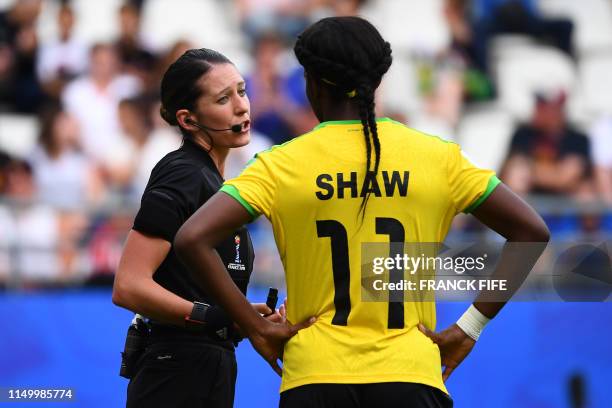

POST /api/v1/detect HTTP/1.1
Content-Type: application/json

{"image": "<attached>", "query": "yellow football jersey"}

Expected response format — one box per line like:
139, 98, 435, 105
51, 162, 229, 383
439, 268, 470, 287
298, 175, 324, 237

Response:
221, 118, 500, 394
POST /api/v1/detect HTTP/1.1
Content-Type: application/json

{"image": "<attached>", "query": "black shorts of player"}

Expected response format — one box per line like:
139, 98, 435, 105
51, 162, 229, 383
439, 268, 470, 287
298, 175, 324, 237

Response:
126, 341, 237, 408
280, 382, 453, 408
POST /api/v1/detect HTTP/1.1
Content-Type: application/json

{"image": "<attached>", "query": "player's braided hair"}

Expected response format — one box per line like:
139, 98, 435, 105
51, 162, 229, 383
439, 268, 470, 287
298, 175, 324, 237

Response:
294, 17, 392, 219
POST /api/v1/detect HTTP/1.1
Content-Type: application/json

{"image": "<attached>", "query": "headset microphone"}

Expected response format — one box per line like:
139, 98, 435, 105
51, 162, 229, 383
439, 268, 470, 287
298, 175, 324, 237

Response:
186, 119, 243, 133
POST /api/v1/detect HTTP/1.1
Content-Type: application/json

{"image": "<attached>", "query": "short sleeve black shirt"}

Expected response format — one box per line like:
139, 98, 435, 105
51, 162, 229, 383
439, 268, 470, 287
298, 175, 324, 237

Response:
133, 138, 253, 305
509, 125, 591, 164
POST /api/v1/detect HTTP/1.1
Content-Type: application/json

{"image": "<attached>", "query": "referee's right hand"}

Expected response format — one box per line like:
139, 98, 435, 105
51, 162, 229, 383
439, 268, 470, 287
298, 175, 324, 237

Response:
249, 315, 316, 376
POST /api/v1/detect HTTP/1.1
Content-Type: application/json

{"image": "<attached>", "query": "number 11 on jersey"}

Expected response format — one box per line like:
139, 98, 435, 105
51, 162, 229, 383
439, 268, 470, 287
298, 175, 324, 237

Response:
316, 218, 406, 329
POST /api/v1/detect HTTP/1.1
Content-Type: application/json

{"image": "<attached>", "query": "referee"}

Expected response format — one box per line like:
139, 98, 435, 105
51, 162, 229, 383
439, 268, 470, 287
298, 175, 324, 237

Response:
112, 48, 278, 408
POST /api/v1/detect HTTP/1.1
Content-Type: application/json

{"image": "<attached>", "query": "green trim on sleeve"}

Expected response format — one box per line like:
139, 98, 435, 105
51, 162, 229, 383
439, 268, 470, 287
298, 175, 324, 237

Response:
219, 184, 259, 219
463, 176, 502, 214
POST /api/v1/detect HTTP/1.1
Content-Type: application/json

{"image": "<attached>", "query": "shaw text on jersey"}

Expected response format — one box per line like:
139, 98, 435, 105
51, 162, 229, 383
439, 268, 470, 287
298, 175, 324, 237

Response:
315, 171, 409, 200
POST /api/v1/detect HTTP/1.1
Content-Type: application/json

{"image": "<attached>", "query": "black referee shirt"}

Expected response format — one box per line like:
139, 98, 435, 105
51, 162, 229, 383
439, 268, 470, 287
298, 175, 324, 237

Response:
133, 138, 254, 314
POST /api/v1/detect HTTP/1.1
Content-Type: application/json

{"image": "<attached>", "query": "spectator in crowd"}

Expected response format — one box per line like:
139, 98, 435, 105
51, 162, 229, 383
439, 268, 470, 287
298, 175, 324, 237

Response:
87, 209, 133, 286
590, 116, 612, 205
444, 0, 493, 101
62, 43, 141, 162
246, 32, 317, 144
29, 105, 104, 210
501, 90, 592, 197
282, 64, 319, 135
0, 149, 10, 192
246, 32, 294, 143
115, 1, 158, 93
105, 96, 180, 205
326, 0, 367, 16
2, 159, 62, 285
0, 0, 44, 113
445, 0, 574, 100
236, 0, 313, 40
152, 39, 194, 95
36, 2, 88, 101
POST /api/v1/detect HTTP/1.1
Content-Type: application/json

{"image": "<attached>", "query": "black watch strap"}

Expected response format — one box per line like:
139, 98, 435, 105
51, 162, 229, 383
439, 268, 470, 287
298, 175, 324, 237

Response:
184, 301, 210, 331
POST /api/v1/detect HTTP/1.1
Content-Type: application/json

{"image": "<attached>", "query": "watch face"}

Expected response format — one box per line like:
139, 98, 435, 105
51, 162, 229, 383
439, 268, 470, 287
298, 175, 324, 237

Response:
191, 302, 210, 323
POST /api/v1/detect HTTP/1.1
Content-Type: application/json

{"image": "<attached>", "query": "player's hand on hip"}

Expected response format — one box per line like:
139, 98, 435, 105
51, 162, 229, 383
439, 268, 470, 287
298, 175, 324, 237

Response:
250, 315, 316, 376
418, 323, 476, 382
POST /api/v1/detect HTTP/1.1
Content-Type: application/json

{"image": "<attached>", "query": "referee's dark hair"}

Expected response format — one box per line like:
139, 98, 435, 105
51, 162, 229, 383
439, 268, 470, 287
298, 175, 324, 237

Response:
294, 17, 392, 219
159, 48, 233, 138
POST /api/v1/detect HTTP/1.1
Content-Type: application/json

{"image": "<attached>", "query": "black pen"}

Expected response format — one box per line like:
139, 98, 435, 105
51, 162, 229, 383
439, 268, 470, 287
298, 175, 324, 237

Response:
264, 287, 279, 317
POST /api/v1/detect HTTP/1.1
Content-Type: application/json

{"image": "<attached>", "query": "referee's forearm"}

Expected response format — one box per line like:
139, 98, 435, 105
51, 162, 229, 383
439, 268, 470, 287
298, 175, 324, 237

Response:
113, 276, 193, 326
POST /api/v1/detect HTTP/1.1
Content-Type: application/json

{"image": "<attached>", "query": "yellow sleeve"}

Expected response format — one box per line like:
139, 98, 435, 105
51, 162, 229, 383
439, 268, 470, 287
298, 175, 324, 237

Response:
220, 153, 276, 220
447, 143, 501, 214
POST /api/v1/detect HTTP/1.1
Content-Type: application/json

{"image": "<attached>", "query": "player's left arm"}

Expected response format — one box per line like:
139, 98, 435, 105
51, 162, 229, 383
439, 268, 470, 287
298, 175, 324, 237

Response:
420, 182, 550, 381
174, 192, 314, 375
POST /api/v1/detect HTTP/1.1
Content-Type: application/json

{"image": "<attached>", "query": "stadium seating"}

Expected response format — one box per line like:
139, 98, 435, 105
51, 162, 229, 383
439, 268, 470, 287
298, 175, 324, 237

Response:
456, 103, 516, 172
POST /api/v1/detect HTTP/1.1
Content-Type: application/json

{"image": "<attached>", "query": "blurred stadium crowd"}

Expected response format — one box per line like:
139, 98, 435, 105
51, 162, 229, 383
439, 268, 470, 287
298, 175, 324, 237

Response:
1, 0, 612, 289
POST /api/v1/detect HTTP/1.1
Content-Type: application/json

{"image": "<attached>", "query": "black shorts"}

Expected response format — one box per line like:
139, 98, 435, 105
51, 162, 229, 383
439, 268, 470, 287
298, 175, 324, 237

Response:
126, 341, 237, 408
280, 382, 453, 408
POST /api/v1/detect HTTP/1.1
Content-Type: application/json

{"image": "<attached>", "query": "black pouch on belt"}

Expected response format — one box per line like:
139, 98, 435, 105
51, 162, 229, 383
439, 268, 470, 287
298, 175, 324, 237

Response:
119, 315, 149, 379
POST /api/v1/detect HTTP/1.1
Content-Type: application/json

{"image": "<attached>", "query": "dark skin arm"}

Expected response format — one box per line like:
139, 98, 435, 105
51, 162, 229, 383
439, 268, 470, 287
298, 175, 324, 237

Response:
419, 183, 550, 381
174, 194, 315, 375
112, 230, 282, 329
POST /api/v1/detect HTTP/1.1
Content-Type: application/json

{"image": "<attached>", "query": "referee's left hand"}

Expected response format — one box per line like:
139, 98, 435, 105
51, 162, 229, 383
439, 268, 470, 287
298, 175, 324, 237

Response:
250, 315, 316, 376
418, 323, 475, 382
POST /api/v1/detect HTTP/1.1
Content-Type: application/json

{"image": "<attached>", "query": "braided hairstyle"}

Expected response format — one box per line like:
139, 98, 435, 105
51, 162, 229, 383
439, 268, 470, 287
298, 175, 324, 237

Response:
294, 17, 392, 218
159, 48, 232, 138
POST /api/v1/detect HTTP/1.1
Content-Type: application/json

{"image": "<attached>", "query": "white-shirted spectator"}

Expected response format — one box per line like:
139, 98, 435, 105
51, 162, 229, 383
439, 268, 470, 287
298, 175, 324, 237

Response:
62, 43, 141, 163
36, 3, 88, 99
2, 159, 60, 284
29, 106, 104, 210
105, 96, 180, 206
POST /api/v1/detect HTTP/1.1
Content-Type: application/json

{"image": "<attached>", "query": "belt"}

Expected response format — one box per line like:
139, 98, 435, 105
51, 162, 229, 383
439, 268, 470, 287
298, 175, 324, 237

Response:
148, 322, 236, 350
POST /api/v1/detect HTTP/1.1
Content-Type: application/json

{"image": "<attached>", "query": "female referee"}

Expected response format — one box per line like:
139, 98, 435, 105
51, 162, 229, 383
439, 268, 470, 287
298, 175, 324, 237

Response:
112, 48, 287, 408
175, 17, 550, 408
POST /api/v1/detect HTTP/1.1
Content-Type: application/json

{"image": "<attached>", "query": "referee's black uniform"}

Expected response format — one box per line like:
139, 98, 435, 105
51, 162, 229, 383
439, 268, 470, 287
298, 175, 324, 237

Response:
126, 138, 254, 408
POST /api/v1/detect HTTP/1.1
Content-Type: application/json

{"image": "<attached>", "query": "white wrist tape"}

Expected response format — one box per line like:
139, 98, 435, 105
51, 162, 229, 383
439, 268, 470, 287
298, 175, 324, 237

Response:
456, 305, 490, 341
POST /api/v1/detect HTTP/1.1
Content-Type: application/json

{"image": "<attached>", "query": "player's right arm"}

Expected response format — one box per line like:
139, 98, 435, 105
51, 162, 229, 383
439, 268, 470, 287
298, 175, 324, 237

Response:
471, 182, 551, 316
420, 182, 550, 381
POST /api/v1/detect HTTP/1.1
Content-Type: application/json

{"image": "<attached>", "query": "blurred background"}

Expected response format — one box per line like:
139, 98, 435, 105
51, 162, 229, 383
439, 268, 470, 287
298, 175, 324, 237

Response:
0, 0, 611, 407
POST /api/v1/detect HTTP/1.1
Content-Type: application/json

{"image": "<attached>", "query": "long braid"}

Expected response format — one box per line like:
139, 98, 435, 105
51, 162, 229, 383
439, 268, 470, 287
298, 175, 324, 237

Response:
294, 17, 393, 220
357, 84, 376, 221
368, 97, 381, 175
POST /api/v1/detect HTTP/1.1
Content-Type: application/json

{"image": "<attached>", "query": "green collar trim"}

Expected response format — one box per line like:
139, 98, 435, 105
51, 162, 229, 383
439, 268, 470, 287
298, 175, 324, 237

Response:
314, 117, 393, 130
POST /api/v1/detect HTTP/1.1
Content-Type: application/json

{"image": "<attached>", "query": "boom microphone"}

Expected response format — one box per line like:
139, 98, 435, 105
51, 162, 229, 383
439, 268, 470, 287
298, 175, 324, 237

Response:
186, 119, 243, 133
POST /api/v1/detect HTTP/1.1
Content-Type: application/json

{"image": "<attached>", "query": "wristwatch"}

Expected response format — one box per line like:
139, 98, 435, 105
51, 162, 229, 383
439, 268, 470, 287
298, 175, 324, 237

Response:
184, 301, 210, 331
